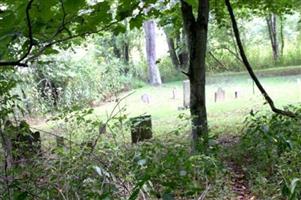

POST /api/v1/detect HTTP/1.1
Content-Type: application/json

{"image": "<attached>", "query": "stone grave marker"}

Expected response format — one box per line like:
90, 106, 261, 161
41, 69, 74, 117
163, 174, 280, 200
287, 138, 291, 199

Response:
130, 115, 152, 143
214, 87, 225, 102
183, 80, 190, 108
141, 93, 150, 104
172, 88, 176, 99
235, 91, 239, 99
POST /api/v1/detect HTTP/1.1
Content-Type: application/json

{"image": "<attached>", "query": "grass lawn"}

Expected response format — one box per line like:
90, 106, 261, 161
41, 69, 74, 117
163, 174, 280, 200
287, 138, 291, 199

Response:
92, 69, 301, 137
31, 66, 301, 142
25, 66, 301, 199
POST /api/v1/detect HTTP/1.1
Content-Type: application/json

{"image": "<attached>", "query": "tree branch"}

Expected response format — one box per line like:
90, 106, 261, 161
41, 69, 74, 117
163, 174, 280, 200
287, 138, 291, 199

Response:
208, 51, 227, 69
220, 45, 243, 63
25, 21, 118, 63
0, 0, 34, 67
225, 0, 296, 118
0, 0, 118, 67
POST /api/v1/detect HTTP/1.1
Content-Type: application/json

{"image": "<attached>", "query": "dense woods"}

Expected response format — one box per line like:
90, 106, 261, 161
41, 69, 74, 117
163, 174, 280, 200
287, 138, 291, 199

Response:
1, 0, 301, 199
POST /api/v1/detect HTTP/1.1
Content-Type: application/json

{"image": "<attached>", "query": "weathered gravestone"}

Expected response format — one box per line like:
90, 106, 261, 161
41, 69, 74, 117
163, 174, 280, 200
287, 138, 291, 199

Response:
130, 115, 152, 143
183, 80, 190, 108
172, 88, 177, 99
214, 87, 225, 102
141, 93, 151, 104
235, 91, 239, 99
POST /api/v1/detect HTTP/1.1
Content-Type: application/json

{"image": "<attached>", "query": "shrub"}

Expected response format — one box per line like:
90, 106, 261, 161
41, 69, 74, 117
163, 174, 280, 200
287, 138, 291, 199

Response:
238, 106, 301, 199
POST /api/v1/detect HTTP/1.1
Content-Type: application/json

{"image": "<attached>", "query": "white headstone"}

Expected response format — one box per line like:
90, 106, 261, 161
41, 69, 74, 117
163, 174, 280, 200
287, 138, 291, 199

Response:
172, 88, 177, 99
141, 94, 150, 104
214, 87, 225, 102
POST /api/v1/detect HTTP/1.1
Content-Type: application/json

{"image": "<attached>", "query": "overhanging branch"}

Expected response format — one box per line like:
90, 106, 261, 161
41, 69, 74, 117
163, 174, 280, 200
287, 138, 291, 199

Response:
0, 0, 34, 67
225, 0, 296, 118
25, 21, 117, 63
0, 0, 118, 68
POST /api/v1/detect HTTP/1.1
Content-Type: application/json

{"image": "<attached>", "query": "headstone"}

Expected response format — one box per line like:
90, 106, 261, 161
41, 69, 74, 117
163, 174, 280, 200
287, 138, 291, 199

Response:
130, 115, 152, 143
141, 93, 150, 104
214, 87, 225, 102
235, 91, 238, 99
172, 88, 176, 99
183, 80, 190, 108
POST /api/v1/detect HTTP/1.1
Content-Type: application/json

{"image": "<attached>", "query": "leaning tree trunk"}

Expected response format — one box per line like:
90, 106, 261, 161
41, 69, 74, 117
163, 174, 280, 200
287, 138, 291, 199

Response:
266, 14, 279, 62
225, 0, 295, 118
181, 0, 209, 152
143, 20, 162, 86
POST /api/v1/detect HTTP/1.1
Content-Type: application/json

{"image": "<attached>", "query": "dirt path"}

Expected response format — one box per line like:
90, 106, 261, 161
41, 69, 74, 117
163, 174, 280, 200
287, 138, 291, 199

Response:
218, 135, 256, 200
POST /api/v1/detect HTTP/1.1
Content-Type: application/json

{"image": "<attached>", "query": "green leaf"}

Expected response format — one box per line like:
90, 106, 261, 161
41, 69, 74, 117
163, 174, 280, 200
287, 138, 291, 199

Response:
63, 0, 86, 14
44, 48, 60, 55
184, 0, 198, 8
112, 23, 126, 35
116, 0, 138, 21
129, 15, 145, 30
128, 176, 150, 200
15, 192, 28, 200
290, 178, 300, 197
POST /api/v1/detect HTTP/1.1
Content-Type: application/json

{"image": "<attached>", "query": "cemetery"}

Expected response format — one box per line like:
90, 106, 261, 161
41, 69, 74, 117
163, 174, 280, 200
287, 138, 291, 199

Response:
89, 70, 301, 135
1, 0, 301, 199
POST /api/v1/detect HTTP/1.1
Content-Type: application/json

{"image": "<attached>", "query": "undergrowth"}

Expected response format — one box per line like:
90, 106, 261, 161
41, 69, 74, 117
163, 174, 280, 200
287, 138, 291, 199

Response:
232, 106, 301, 200
0, 106, 228, 199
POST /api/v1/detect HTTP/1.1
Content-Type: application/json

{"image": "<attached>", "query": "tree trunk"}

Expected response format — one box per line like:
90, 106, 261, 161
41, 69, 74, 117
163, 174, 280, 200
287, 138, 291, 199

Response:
123, 42, 130, 63
266, 14, 279, 62
181, 0, 209, 152
143, 20, 162, 86
112, 35, 122, 59
165, 34, 180, 70
179, 29, 189, 69
0, 129, 13, 169
280, 16, 285, 57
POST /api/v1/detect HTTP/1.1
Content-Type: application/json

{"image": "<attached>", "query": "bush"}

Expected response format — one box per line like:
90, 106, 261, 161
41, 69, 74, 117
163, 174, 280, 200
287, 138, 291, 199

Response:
0, 108, 222, 199
157, 56, 185, 82
17, 46, 146, 114
238, 106, 301, 199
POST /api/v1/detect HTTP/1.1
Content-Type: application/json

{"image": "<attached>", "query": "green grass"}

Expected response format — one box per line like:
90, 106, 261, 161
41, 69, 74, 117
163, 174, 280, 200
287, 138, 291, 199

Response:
32, 66, 301, 140
92, 71, 301, 137
25, 66, 301, 199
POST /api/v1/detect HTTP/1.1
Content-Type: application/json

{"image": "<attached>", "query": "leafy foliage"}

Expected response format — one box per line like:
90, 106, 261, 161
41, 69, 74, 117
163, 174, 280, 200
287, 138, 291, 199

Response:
236, 107, 301, 199
0, 108, 222, 199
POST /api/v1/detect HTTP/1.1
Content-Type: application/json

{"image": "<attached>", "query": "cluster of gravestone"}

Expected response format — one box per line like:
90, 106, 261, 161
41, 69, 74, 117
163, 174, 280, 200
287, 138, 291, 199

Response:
182, 80, 240, 108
